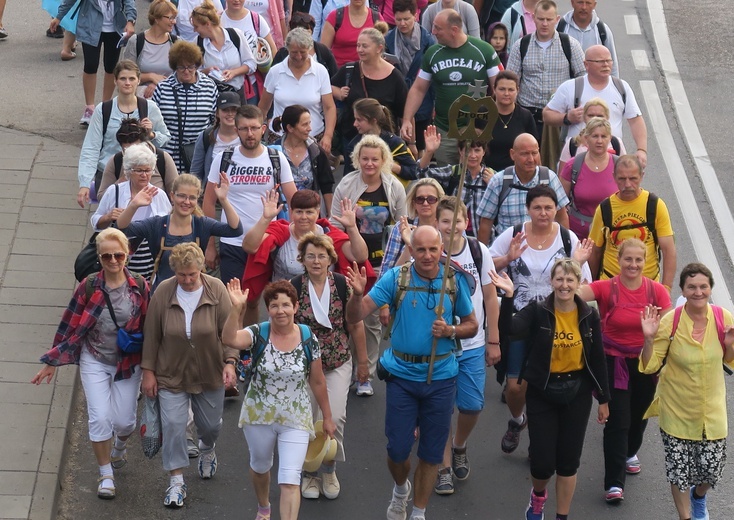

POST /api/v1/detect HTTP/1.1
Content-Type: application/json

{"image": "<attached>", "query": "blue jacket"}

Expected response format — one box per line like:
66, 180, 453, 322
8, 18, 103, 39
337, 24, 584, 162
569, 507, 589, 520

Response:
57, 0, 136, 47
385, 26, 435, 122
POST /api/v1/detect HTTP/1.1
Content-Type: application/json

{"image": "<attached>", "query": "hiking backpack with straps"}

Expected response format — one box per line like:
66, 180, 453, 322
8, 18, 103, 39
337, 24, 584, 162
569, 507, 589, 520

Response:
569, 135, 622, 158
598, 192, 660, 278
509, 8, 528, 40
85, 271, 145, 300
135, 31, 178, 58
669, 305, 733, 375
101, 96, 148, 138
289, 273, 350, 338
567, 152, 619, 225
241, 322, 317, 392
334, 5, 380, 32
572, 75, 626, 111
512, 222, 572, 258
519, 32, 574, 77
197, 27, 242, 60
112, 147, 168, 184
556, 17, 608, 46
491, 166, 551, 221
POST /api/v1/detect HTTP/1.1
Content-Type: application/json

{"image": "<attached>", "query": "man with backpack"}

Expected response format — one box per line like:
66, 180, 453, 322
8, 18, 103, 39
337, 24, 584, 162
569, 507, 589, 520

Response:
556, 0, 619, 77
543, 45, 649, 168
346, 226, 478, 520
475, 133, 569, 245
587, 155, 677, 289
499, 0, 537, 49
506, 0, 584, 143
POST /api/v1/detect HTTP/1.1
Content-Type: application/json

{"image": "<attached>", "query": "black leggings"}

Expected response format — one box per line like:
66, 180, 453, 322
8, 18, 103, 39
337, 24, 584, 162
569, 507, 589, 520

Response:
526, 377, 593, 480
82, 32, 122, 75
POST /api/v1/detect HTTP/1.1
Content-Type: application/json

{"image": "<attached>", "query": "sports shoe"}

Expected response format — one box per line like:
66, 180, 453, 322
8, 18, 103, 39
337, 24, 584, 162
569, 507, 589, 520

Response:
605, 487, 624, 504
198, 448, 217, 479
321, 470, 340, 499
690, 487, 710, 520
0, 27, 8, 39
524, 488, 547, 520
387, 480, 412, 520
501, 415, 527, 454
164, 482, 187, 508
187, 438, 200, 458
356, 381, 374, 396
46, 26, 64, 38
452, 446, 470, 480
301, 473, 320, 499
97, 475, 115, 499
110, 449, 127, 469
434, 467, 454, 495
625, 455, 641, 475
80, 106, 94, 126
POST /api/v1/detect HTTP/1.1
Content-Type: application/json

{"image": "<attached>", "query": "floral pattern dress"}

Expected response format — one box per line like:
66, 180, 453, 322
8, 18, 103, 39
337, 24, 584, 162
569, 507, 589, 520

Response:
293, 272, 351, 372
238, 326, 321, 437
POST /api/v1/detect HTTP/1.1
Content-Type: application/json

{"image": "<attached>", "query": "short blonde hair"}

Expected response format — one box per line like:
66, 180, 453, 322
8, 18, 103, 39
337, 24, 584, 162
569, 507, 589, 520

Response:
350, 134, 393, 176
583, 97, 610, 120
582, 117, 612, 139
406, 178, 445, 219
550, 258, 582, 282
297, 233, 338, 266
618, 238, 646, 259
96, 228, 129, 253
169, 242, 205, 271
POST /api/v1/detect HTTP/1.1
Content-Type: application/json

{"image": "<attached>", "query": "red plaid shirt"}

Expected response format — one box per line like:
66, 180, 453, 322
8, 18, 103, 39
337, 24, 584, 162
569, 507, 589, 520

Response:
41, 268, 150, 381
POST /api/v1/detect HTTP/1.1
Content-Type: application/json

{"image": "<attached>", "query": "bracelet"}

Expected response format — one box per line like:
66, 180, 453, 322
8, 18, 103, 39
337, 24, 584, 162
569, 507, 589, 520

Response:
637, 148, 647, 153
225, 359, 237, 366
487, 341, 500, 346
406, 141, 416, 145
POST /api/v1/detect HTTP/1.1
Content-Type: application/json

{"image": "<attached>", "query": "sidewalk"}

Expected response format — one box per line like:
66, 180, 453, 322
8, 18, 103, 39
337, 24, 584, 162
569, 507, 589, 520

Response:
0, 127, 87, 520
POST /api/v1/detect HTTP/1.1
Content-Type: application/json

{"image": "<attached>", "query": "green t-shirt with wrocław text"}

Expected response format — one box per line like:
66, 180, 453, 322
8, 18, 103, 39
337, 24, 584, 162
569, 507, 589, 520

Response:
419, 36, 501, 131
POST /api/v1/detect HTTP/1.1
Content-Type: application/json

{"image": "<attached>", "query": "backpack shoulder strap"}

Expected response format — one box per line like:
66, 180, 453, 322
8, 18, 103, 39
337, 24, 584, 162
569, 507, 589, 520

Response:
169, 33, 178, 44
569, 138, 578, 157
670, 306, 683, 342
137, 96, 148, 120
645, 192, 659, 247
251, 11, 260, 34
600, 197, 613, 229
519, 34, 531, 64
492, 167, 517, 220
290, 274, 303, 296
538, 166, 550, 184
370, 8, 379, 24
113, 152, 124, 180
560, 225, 572, 257
519, 11, 527, 36
558, 32, 573, 77
335, 7, 345, 32
611, 136, 622, 155
510, 8, 518, 33
219, 146, 235, 175
512, 222, 523, 237
155, 148, 166, 183
610, 76, 627, 108
557, 18, 567, 33
135, 31, 146, 58
85, 273, 97, 301
196, 35, 205, 56
252, 322, 270, 365
573, 75, 584, 108
101, 99, 114, 138
466, 237, 483, 276
596, 20, 607, 46
711, 305, 727, 352
571, 152, 585, 188
334, 272, 348, 311
297, 324, 315, 365
268, 147, 282, 185
225, 27, 242, 57
202, 126, 215, 157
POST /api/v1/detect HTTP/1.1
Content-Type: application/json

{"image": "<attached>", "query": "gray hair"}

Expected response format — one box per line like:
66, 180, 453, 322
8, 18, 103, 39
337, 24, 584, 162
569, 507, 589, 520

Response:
122, 142, 156, 176
285, 27, 314, 51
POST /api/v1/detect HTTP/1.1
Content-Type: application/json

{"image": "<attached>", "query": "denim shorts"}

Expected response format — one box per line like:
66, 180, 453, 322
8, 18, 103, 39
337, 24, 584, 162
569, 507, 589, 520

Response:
456, 347, 486, 414
505, 339, 529, 379
385, 376, 456, 464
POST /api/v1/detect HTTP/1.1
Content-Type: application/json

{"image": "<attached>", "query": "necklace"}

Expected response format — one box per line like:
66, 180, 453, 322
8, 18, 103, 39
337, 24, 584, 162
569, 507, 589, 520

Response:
531, 225, 554, 249
497, 109, 515, 129
587, 154, 607, 171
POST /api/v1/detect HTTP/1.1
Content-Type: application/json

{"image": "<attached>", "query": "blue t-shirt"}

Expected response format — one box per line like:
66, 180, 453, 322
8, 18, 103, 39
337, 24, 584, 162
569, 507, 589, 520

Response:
369, 263, 474, 382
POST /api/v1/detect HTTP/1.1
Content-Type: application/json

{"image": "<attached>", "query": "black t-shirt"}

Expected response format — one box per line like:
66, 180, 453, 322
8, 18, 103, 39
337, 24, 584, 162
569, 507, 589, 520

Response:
355, 184, 391, 268
485, 105, 538, 171
331, 65, 408, 144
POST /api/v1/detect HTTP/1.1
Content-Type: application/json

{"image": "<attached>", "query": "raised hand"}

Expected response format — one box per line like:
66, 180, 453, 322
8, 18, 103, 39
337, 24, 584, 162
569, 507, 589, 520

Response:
507, 231, 528, 262
640, 304, 661, 339
398, 215, 414, 244
573, 238, 594, 265
345, 261, 367, 296
489, 270, 514, 297
332, 198, 357, 229
423, 125, 441, 154
260, 189, 283, 221
226, 278, 249, 308
214, 171, 230, 201
131, 185, 158, 208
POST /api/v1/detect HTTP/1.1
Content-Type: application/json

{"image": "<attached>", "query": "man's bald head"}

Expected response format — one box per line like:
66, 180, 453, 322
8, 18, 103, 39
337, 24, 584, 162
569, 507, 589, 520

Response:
412, 225, 442, 246
584, 45, 613, 79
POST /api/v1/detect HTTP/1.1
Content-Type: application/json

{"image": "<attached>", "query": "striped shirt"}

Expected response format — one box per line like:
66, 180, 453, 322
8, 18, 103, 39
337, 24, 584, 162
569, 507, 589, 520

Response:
152, 72, 218, 171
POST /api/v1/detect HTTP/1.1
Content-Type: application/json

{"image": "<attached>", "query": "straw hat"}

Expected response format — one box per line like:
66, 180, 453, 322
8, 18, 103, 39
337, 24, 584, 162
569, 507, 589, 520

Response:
303, 420, 337, 472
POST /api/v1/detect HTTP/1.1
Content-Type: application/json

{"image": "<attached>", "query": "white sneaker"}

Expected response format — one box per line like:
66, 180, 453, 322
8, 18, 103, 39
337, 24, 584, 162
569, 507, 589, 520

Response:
164, 482, 187, 508
80, 106, 94, 126
301, 474, 320, 499
198, 448, 217, 479
321, 471, 340, 499
387, 480, 411, 520
356, 381, 374, 396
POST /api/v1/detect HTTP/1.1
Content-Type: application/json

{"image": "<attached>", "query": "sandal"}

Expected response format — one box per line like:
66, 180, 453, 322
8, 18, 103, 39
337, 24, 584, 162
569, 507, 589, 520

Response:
255, 510, 271, 520
110, 449, 127, 469
60, 51, 76, 61
97, 475, 116, 499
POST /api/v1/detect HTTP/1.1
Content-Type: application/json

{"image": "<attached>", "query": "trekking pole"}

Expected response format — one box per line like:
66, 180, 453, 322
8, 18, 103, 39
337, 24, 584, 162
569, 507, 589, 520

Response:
426, 84, 498, 384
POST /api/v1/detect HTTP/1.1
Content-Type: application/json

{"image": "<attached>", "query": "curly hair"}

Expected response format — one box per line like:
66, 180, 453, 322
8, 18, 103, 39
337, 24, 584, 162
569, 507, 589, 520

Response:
263, 280, 298, 306
169, 242, 205, 272
169, 40, 203, 70
350, 134, 393, 176
297, 233, 338, 266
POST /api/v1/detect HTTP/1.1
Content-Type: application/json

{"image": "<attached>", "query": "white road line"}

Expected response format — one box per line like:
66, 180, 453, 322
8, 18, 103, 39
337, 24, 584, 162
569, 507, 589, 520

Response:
647, 0, 734, 305
631, 50, 651, 71
625, 15, 641, 35
640, 81, 733, 309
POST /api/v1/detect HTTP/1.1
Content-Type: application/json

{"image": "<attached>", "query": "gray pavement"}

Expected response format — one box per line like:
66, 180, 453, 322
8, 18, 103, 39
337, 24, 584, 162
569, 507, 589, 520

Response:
0, 127, 88, 520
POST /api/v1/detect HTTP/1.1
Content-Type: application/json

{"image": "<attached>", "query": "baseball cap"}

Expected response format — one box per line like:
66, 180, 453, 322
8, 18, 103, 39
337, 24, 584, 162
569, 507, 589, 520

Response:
217, 92, 241, 110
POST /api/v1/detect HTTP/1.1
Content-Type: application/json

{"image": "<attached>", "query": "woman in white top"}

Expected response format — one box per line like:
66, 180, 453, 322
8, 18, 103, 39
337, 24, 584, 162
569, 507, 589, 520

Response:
191, 0, 257, 103
173, 0, 223, 42
122, 0, 178, 99
92, 144, 172, 279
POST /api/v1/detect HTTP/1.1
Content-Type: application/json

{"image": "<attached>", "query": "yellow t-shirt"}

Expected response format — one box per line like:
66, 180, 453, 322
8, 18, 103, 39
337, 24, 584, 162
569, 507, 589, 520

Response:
588, 190, 674, 281
550, 308, 584, 373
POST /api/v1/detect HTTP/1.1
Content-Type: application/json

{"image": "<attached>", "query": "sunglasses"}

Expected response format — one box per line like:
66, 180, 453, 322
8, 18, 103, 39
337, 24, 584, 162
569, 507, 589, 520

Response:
414, 196, 438, 205
99, 252, 127, 262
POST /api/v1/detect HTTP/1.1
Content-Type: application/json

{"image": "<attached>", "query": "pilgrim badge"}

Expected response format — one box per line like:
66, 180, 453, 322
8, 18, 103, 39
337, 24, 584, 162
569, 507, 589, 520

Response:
447, 80, 498, 142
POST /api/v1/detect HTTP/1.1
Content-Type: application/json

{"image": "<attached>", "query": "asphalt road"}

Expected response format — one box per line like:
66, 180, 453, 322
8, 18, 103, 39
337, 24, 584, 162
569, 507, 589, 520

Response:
2, 0, 733, 518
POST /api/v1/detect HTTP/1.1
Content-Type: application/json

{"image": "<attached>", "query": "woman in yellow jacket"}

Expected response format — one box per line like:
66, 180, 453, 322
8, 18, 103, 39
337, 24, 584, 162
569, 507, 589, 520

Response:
641, 262, 734, 520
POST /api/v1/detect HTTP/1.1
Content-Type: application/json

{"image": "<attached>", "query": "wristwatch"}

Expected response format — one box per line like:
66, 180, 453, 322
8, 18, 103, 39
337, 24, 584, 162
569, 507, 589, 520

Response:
449, 326, 457, 340
225, 359, 237, 366
563, 113, 572, 126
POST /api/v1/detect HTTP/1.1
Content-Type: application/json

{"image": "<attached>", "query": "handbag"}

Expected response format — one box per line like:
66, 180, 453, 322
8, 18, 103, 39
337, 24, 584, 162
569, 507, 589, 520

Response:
543, 372, 582, 406
102, 286, 144, 354
74, 185, 119, 282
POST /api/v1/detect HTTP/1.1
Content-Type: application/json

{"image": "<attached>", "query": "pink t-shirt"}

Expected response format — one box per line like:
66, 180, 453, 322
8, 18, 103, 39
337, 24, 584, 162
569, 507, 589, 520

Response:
326, 8, 383, 68
560, 154, 617, 239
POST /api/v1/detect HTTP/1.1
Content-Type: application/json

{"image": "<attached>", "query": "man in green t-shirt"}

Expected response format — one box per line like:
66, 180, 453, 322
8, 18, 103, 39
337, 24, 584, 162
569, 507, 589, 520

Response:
401, 9, 502, 165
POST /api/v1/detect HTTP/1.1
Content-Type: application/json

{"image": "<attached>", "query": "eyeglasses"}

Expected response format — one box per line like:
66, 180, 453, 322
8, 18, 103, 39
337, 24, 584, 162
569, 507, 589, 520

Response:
131, 168, 153, 175
176, 65, 197, 72
237, 126, 263, 134
414, 196, 439, 205
160, 15, 177, 21
586, 59, 614, 64
99, 252, 126, 262
174, 193, 199, 202
304, 254, 330, 262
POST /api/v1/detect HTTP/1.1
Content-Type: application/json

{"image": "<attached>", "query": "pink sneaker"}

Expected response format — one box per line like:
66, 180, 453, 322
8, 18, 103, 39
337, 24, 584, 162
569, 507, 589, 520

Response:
80, 106, 94, 126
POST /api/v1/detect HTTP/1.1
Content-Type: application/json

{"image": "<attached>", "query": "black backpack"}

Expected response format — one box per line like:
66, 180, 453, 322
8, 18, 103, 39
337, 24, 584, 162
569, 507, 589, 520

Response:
567, 152, 619, 225
569, 135, 622, 158
490, 166, 551, 221
112, 147, 168, 184
512, 222, 573, 258
519, 32, 575, 78
333, 5, 379, 32
101, 96, 148, 138
135, 31, 178, 58
289, 273, 350, 337
197, 28, 242, 60
556, 18, 608, 46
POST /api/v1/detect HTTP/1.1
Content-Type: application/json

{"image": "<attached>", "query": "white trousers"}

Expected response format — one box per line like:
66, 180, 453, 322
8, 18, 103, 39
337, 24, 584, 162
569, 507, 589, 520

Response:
243, 423, 310, 485
310, 357, 352, 462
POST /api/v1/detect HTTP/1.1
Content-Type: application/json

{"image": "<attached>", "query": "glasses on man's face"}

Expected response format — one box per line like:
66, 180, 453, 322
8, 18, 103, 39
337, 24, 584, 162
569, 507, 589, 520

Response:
174, 193, 199, 202
304, 254, 329, 262
587, 59, 613, 64
414, 196, 438, 205
237, 126, 263, 134
131, 168, 153, 175
99, 252, 126, 263
176, 65, 197, 72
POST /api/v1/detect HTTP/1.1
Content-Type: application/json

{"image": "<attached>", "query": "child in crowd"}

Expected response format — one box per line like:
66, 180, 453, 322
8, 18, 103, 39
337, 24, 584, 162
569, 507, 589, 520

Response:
486, 22, 509, 68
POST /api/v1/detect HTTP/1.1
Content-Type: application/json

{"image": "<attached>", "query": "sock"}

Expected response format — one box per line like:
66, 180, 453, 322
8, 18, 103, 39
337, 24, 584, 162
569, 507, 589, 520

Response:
170, 474, 184, 486
556, 515, 568, 520
111, 437, 127, 457
320, 463, 336, 474
452, 438, 467, 450
258, 504, 271, 514
511, 413, 525, 425
198, 440, 214, 452
692, 490, 706, 500
533, 488, 546, 497
410, 506, 426, 519
99, 463, 113, 478
394, 481, 410, 495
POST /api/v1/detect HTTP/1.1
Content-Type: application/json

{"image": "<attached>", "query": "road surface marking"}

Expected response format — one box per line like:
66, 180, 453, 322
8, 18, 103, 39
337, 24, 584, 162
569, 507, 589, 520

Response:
625, 15, 641, 35
631, 50, 651, 71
